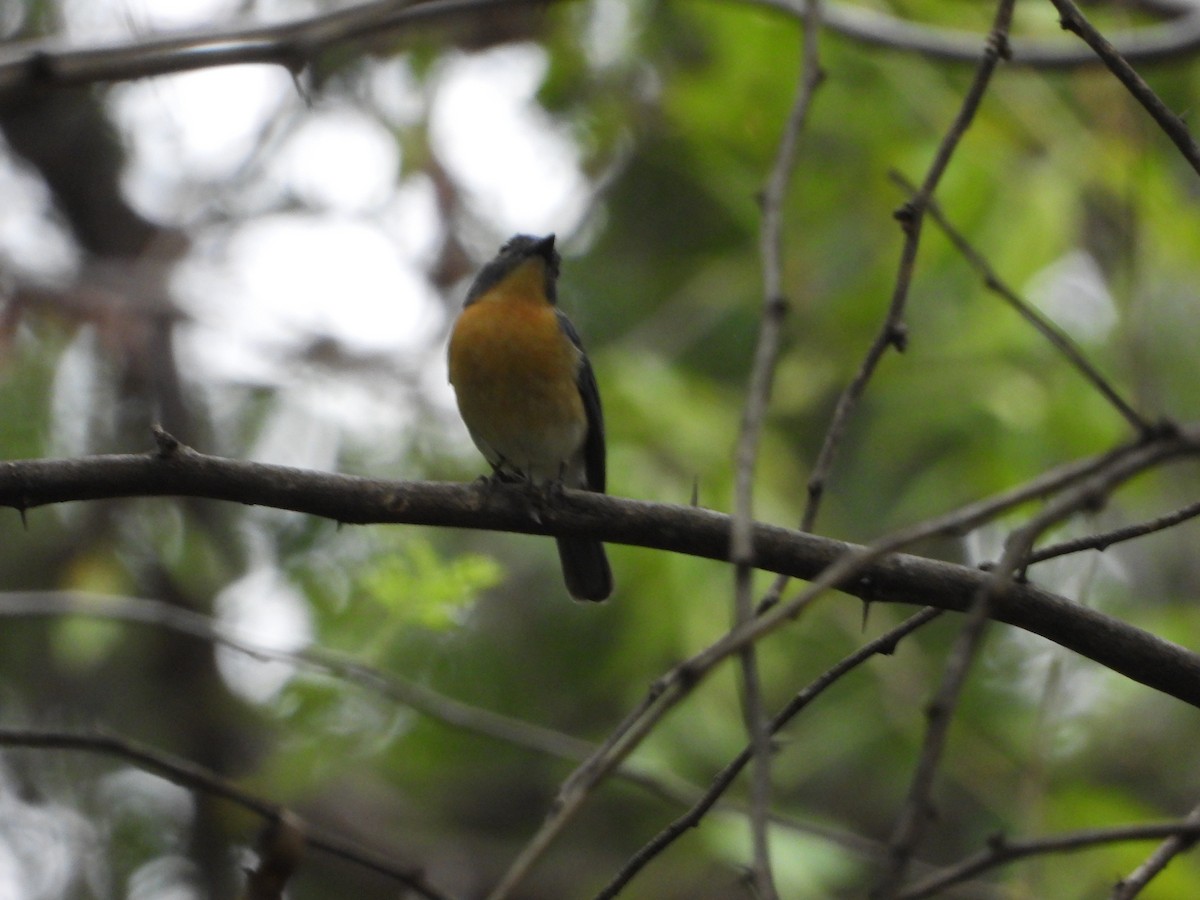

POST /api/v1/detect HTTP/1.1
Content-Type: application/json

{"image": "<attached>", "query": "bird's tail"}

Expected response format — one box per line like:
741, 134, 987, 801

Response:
556, 538, 613, 602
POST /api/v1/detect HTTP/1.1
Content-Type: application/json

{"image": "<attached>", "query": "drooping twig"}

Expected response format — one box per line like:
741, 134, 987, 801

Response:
889, 170, 1153, 436
0, 590, 900, 867
0, 589, 600, 759
0, 728, 455, 899
594, 607, 942, 900
0, 0, 545, 94
1047, 0, 1200, 178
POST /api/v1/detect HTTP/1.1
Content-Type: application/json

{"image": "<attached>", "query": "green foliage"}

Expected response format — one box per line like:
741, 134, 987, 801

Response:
6, 0, 1200, 897
356, 538, 500, 633
294, 532, 500, 658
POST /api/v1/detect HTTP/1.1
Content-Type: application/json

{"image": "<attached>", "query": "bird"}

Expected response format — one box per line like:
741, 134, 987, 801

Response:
447, 233, 613, 602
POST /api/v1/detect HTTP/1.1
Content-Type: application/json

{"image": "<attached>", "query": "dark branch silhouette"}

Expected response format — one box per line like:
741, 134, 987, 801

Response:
1048, 0, 1200, 177
594, 608, 943, 900
3, 434, 1200, 705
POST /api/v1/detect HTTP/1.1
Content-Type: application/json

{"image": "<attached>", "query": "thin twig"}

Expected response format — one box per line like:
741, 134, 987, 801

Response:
1047, 0, 1200, 178
0, 728, 455, 899
593, 608, 942, 899
1029, 498, 1200, 564
1111, 802, 1200, 898
727, 4, 826, 894
873, 604, 997, 895
800, 0, 1015, 534
745, 0, 1200, 70
486, 425, 1200, 900
0, 590, 599, 758
890, 170, 1154, 436
875, 418, 1185, 896
897, 819, 1200, 899
0, 591, 903, 868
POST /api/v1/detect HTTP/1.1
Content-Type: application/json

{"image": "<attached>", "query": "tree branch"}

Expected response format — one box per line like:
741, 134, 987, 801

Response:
898, 818, 1200, 899
7, 0, 1200, 97
801, 0, 1015, 536
0, 728, 454, 899
480, 418, 1200, 899
1029, 498, 1200, 565
0, 589, 905, 874
1110, 802, 1200, 898
878, 380, 1118, 895
728, 2, 825, 892
890, 170, 1153, 436
0, 0, 546, 96
594, 608, 943, 899
1048, 0, 1200, 178
750, 0, 1200, 69
3, 437, 1200, 704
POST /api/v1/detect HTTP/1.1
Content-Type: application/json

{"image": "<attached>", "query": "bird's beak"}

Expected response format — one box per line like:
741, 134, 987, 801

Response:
533, 233, 557, 259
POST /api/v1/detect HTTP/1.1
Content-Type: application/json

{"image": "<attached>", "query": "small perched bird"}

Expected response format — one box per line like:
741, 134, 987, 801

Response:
448, 234, 613, 602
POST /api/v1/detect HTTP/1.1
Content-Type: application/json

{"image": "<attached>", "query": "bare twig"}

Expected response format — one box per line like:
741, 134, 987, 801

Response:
873, 600, 998, 896
0, 590, 903, 869
875, 419, 1186, 896
800, 0, 1015, 534
594, 608, 942, 900
875, 513, 1056, 896
0, 0, 546, 94
890, 170, 1154, 436
1029, 498, 1200, 564
1111, 802, 1200, 898
727, 3, 825, 894
896, 819, 1200, 899
0, 590, 600, 759
1047, 0, 1200, 178
0, 728, 454, 899
747, 0, 1200, 69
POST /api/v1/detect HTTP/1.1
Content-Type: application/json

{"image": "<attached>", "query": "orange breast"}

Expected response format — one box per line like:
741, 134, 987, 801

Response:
448, 285, 586, 481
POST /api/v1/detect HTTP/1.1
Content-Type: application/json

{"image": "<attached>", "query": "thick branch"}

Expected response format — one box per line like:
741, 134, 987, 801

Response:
3, 441, 1200, 705
0, 0, 543, 96
6, 0, 1200, 96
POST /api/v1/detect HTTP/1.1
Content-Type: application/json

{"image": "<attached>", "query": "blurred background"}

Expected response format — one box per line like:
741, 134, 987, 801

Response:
3, 0, 1200, 897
